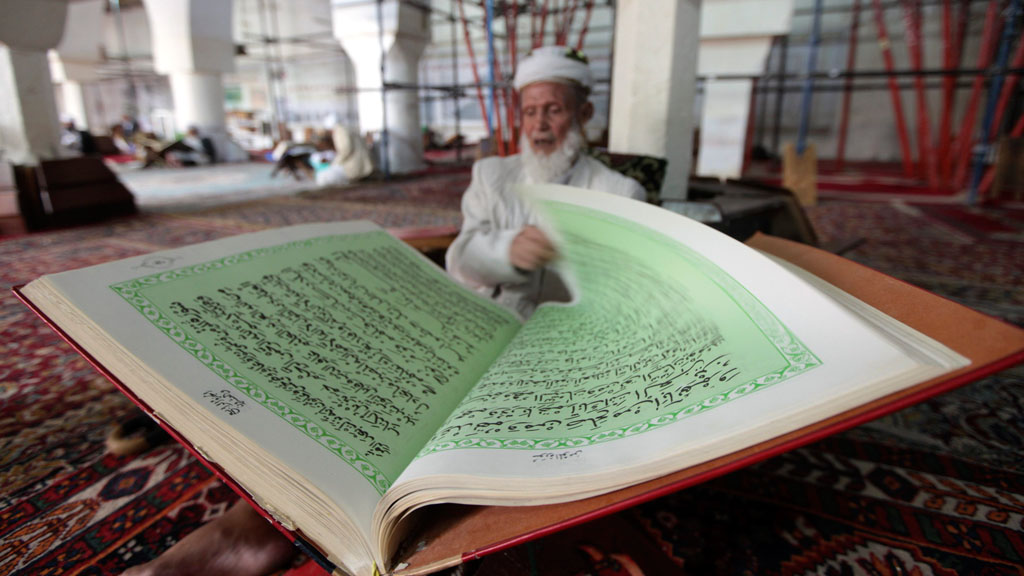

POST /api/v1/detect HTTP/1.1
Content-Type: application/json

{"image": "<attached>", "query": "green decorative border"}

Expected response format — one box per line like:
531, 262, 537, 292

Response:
418, 202, 822, 456
110, 235, 393, 495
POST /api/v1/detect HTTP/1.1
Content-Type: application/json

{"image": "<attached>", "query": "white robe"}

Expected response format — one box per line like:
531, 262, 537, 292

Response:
446, 153, 646, 318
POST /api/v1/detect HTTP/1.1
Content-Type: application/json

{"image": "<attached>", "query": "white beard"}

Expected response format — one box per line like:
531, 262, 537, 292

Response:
520, 126, 585, 184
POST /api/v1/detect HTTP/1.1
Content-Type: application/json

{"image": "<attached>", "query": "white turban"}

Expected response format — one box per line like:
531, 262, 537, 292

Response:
513, 45, 593, 91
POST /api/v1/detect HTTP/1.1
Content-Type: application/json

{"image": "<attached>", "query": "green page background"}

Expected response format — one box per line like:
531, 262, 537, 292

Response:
420, 202, 821, 455
110, 231, 520, 494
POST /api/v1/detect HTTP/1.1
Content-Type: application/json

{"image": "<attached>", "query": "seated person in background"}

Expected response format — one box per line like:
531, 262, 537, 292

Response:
270, 127, 297, 161
60, 116, 98, 156
121, 114, 140, 139
165, 126, 214, 167
309, 129, 337, 166
117, 46, 642, 576
445, 45, 645, 319
60, 116, 83, 152
184, 126, 217, 163
59, 114, 99, 155
110, 124, 135, 155
314, 124, 376, 187
270, 126, 323, 180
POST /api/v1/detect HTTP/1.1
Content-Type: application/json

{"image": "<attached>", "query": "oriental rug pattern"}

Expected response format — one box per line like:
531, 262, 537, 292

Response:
1, 182, 1021, 575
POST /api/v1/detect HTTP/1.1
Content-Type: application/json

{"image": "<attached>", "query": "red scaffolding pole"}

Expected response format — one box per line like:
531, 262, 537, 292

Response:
952, 0, 1001, 188
486, 0, 508, 156
556, 0, 580, 46
937, 0, 955, 175
532, 0, 540, 46
505, 3, 519, 154
988, 34, 1024, 134
872, 0, 915, 177
457, 0, 493, 145
836, 0, 861, 171
576, 1, 594, 51
902, 0, 939, 188
939, 0, 971, 175
535, 0, 551, 48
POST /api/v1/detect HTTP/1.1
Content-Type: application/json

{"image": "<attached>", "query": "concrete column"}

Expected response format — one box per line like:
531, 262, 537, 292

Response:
60, 80, 89, 129
696, 79, 753, 177
609, 0, 701, 200
169, 72, 227, 133
383, 42, 429, 173
333, 0, 430, 174
0, 0, 71, 164
0, 47, 63, 164
695, 0, 794, 180
141, 0, 247, 161
48, 0, 104, 133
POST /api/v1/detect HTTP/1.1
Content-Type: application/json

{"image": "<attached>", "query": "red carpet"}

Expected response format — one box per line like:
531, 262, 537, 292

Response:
2, 177, 1022, 575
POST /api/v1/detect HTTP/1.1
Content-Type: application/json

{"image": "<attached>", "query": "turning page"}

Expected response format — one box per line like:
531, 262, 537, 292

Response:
385, 185, 965, 513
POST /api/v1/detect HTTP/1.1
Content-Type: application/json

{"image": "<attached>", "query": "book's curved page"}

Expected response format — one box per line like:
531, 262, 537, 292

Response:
379, 185, 967, 552
21, 222, 521, 574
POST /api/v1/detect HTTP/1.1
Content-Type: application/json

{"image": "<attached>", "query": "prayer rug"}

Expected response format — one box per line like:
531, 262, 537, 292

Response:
913, 203, 1024, 244
1, 191, 1021, 576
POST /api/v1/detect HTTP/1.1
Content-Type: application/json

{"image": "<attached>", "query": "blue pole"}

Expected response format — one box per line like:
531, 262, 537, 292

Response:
968, 0, 1021, 205
796, 0, 824, 155
377, 0, 390, 177
485, 0, 497, 140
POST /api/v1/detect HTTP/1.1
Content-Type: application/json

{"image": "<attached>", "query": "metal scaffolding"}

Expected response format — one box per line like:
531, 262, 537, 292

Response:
745, 0, 1024, 202
230, 0, 1022, 201
232, 0, 614, 177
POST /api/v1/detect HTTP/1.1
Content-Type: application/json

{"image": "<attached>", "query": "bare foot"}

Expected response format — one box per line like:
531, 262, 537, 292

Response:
120, 501, 297, 576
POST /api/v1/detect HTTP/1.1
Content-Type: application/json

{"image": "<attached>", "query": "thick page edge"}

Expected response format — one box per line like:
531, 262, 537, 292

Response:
13, 284, 342, 576
457, 350, 1024, 562
391, 233, 1024, 575
386, 349, 1022, 573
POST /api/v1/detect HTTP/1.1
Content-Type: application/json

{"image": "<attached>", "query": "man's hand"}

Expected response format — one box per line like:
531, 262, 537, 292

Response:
510, 226, 557, 272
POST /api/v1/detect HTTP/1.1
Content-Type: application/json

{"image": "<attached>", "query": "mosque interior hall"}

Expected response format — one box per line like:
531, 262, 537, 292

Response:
1, 1, 1023, 575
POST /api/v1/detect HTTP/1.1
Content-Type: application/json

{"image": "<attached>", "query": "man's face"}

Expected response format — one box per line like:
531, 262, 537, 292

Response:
520, 82, 584, 156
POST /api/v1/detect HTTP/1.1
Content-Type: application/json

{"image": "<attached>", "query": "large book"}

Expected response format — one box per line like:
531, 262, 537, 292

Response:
16, 185, 1024, 576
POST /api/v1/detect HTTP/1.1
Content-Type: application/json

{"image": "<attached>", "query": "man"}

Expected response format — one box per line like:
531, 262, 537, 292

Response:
119, 46, 643, 576
447, 45, 645, 318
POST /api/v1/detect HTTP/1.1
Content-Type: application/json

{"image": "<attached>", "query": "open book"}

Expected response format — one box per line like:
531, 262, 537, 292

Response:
17, 185, 1022, 576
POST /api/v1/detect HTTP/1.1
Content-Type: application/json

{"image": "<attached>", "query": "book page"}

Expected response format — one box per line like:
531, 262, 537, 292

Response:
390, 186, 956, 503
420, 200, 816, 453
28, 222, 521, 554
104, 227, 520, 493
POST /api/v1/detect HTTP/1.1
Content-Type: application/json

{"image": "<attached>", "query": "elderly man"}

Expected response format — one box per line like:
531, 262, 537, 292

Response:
119, 46, 642, 576
447, 45, 645, 318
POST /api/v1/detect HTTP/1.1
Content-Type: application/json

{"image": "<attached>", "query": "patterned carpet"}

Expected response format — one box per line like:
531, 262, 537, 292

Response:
1, 176, 1022, 575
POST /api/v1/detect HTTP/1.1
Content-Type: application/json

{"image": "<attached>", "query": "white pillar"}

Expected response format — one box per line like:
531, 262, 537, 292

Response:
333, 0, 430, 174
346, 38, 386, 134
169, 72, 227, 133
60, 80, 88, 130
384, 42, 428, 174
49, 0, 106, 133
609, 0, 701, 200
0, 0, 71, 164
0, 47, 63, 164
696, 80, 753, 177
695, 0, 794, 180
141, 0, 246, 161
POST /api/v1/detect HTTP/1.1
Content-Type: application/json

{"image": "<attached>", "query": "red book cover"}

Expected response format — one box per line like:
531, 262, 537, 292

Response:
14, 233, 1024, 575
